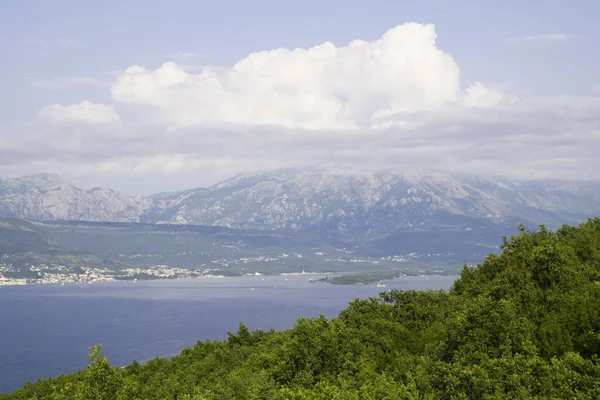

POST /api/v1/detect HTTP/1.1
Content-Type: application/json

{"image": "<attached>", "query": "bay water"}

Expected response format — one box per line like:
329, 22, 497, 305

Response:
0, 274, 457, 393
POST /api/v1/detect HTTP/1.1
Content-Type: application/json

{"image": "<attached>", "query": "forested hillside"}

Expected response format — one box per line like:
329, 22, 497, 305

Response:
0, 217, 112, 269
4, 219, 600, 399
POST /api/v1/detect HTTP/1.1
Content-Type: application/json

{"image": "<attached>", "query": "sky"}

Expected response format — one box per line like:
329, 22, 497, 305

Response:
1, 0, 599, 194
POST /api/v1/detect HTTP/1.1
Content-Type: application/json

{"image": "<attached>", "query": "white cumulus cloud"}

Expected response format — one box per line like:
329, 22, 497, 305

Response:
463, 82, 507, 108
38, 101, 119, 124
111, 23, 501, 129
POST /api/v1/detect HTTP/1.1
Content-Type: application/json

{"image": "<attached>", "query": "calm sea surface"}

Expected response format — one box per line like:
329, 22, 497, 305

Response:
0, 274, 457, 393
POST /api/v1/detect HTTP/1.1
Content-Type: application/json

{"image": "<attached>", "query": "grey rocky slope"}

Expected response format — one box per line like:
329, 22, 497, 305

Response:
0, 173, 155, 223
2, 170, 600, 240
156, 170, 600, 239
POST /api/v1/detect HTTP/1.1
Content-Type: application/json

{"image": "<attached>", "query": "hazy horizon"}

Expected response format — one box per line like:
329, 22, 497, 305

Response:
3, 166, 600, 197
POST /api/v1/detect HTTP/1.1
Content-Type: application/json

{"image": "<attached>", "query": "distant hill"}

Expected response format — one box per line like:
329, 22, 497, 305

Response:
0, 217, 117, 268
0, 216, 463, 275
36, 220, 380, 274
0, 217, 60, 254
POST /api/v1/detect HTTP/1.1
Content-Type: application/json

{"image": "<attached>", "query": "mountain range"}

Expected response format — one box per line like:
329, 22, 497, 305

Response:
1, 169, 600, 269
2, 170, 599, 241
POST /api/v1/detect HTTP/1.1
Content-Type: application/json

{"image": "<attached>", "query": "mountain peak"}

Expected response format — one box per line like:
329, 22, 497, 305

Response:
0, 173, 155, 222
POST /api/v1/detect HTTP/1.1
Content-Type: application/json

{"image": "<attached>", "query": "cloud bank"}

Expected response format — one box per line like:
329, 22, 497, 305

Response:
4, 23, 599, 193
37, 101, 119, 124
111, 23, 500, 129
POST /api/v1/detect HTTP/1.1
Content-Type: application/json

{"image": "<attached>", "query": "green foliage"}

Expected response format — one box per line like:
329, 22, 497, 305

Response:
4, 218, 600, 399
311, 269, 410, 285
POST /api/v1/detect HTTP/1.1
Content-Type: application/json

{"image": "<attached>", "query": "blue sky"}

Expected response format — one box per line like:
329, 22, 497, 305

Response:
1, 0, 599, 193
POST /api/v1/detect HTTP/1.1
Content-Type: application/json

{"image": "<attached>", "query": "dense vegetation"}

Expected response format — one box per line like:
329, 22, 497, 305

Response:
3, 220, 600, 399
311, 269, 408, 285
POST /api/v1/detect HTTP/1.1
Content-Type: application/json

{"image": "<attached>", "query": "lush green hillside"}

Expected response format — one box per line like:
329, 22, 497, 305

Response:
0, 217, 114, 269
38, 220, 433, 274
1, 217, 458, 279
38, 220, 343, 270
0, 217, 60, 254
4, 219, 600, 399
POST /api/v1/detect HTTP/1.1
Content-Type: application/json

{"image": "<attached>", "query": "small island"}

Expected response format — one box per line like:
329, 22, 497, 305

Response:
311, 269, 411, 285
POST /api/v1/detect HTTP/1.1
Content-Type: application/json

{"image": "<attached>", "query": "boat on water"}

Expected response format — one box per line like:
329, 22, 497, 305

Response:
376, 283, 386, 288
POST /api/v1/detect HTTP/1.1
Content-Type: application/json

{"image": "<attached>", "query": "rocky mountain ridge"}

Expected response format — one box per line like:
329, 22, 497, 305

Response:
0, 173, 156, 223
1, 170, 599, 240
